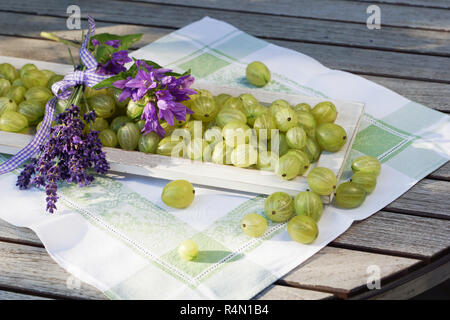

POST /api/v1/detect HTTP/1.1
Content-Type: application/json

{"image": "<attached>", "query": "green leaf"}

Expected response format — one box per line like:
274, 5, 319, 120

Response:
95, 44, 115, 64
92, 73, 127, 89
90, 33, 142, 51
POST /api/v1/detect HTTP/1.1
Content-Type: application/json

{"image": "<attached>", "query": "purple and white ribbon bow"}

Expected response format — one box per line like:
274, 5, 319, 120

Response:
0, 16, 110, 175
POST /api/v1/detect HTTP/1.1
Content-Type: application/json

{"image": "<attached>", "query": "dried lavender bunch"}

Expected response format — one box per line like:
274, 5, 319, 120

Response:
16, 105, 109, 213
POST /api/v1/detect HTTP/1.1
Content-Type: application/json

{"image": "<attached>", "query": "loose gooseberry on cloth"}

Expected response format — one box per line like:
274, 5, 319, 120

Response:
246, 61, 271, 87
294, 191, 323, 222
178, 240, 198, 261
335, 182, 366, 209
351, 172, 377, 193
161, 179, 195, 209
351, 156, 381, 176
287, 215, 319, 244
307, 167, 337, 196
241, 213, 268, 237
264, 191, 294, 222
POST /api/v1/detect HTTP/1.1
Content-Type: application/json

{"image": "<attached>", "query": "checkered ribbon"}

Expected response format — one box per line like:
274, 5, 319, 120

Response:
0, 16, 110, 175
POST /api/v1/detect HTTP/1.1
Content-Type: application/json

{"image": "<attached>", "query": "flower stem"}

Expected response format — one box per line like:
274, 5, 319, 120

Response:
40, 32, 80, 48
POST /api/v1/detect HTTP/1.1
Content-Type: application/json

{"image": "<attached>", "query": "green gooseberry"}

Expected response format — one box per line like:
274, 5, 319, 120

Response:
222, 121, 252, 147
287, 215, 318, 244
24, 86, 52, 104
126, 99, 145, 120
178, 239, 198, 260
162, 180, 195, 209
311, 101, 337, 125
231, 144, 258, 168
286, 126, 307, 150
138, 131, 160, 153
253, 112, 277, 140
276, 153, 302, 180
335, 182, 367, 209
0, 97, 17, 116
12, 79, 24, 87
223, 96, 245, 113
22, 69, 48, 89
160, 121, 176, 137
0, 111, 28, 132
285, 149, 310, 175
302, 137, 322, 163
241, 213, 268, 238
268, 132, 289, 157
47, 74, 64, 90
191, 96, 219, 122
351, 172, 377, 193
307, 167, 337, 196
351, 156, 381, 177
211, 141, 232, 165
41, 70, 55, 83
186, 138, 210, 161
294, 191, 323, 222
269, 99, 290, 116
214, 93, 232, 108
110, 115, 133, 132
88, 94, 116, 119
18, 100, 45, 125
256, 150, 278, 172
293, 103, 312, 113
264, 192, 294, 222
246, 61, 271, 87
156, 136, 186, 157
0, 63, 19, 82
99, 129, 118, 148
117, 122, 140, 150
6, 86, 26, 104
215, 107, 247, 128
19, 63, 37, 79
110, 87, 130, 109
316, 123, 347, 152
182, 120, 204, 139
0, 79, 11, 96
296, 110, 316, 138
274, 106, 298, 132
203, 126, 223, 147
92, 117, 109, 132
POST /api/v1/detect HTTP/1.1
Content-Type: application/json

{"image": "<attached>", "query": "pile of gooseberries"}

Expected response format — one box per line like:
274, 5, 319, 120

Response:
0, 62, 352, 185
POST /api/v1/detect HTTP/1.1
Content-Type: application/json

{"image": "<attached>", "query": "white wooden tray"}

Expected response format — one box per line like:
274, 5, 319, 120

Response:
0, 56, 365, 203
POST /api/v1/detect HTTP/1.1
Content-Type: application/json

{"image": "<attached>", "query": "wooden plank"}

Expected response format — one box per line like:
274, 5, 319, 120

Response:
386, 179, 450, 220
2, 27, 450, 86
362, 76, 450, 114
0, 219, 41, 247
355, 0, 450, 9
0, 241, 106, 300
278, 246, 420, 299
333, 211, 450, 259
2, 10, 450, 58
350, 253, 450, 299
255, 284, 334, 300
0, 290, 51, 300
428, 162, 450, 181
121, 0, 450, 31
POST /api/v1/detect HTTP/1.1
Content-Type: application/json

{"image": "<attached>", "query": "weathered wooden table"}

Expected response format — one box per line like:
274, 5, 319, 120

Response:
0, 0, 449, 300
